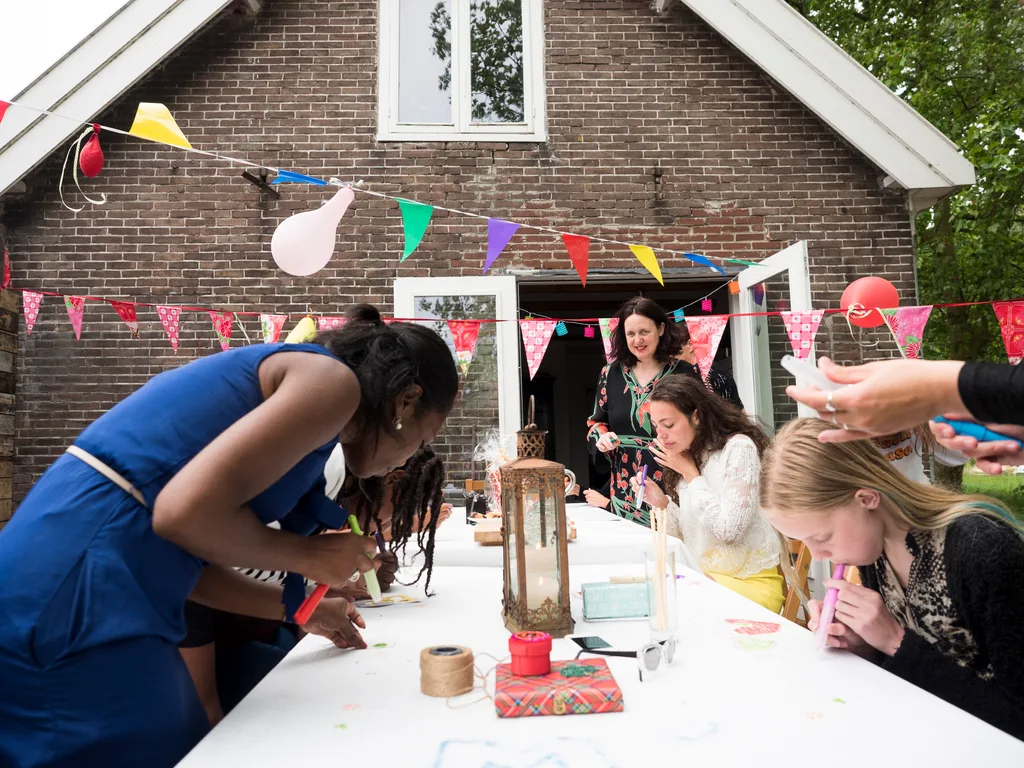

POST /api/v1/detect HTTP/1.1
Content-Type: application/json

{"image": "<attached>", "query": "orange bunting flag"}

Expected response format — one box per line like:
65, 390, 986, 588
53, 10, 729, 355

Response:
628, 245, 664, 285
128, 103, 192, 149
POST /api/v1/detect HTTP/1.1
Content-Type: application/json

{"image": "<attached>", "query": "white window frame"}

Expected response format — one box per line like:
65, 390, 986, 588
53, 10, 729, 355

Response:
393, 276, 522, 436
377, 0, 547, 142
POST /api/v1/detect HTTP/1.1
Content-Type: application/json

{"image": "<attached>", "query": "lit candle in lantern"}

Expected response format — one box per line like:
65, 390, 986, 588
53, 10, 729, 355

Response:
526, 544, 560, 609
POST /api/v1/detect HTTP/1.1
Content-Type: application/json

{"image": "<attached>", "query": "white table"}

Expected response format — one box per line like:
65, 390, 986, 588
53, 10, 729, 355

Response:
178, 516, 1024, 767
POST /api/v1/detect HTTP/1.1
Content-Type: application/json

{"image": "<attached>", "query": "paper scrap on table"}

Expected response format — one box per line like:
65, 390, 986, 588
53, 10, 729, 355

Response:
355, 594, 420, 608
370, 641, 395, 649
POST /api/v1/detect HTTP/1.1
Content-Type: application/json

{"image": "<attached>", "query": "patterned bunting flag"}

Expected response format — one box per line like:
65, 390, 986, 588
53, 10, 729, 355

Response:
157, 306, 182, 351
398, 199, 434, 261
22, 291, 42, 335
881, 306, 932, 360
781, 310, 824, 359
260, 314, 288, 343
318, 316, 347, 332
598, 317, 619, 363
628, 245, 664, 286
64, 296, 85, 340
208, 311, 233, 351
519, 320, 557, 380
447, 320, 482, 377
684, 316, 728, 381
993, 301, 1024, 365
562, 234, 590, 286
2, 249, 10, 289
484, 219, 520, 274
110, 300, 140, 338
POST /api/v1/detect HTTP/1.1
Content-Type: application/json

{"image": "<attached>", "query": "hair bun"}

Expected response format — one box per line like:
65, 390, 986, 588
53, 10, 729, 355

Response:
345, 303, 384, 326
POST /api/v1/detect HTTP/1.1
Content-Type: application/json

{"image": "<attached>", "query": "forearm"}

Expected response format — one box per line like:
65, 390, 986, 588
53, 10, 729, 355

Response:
958, 361, 1024, 425
189, 564, 288, 621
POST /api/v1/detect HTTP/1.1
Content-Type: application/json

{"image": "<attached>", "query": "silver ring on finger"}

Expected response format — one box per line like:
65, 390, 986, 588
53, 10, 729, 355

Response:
842, 423, 850, 431
825, 391, 838, 414
831, 413, 839, 426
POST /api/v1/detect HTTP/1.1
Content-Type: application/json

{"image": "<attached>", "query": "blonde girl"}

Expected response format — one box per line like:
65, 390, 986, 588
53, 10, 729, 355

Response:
762, 418, 1024, 740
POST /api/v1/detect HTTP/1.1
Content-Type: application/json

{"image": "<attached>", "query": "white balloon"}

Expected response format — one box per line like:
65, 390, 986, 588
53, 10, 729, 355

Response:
271, 187, 355, 276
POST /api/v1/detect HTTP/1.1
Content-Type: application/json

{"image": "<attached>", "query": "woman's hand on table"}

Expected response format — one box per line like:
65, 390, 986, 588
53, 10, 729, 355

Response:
305, 597, 367, 650
630, 474, 668, 510
930, 417, 1024, 474
596, 432, 620, 453
583, 489, 610, 509
651, 441, 699, 482
825, 580, 905, 657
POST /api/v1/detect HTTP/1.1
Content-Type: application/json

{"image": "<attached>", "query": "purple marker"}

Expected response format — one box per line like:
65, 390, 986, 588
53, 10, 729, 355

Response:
816, 563, 846, 650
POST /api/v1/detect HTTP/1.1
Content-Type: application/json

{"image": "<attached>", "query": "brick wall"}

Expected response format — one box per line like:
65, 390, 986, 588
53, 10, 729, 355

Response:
1, 0, 914, 500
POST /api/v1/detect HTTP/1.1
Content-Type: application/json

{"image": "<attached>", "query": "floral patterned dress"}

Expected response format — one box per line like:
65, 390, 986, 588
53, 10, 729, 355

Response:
587, 360, 682, 526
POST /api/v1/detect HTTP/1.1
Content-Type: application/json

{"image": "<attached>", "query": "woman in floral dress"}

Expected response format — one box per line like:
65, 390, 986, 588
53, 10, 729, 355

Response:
587, 298, 685, 525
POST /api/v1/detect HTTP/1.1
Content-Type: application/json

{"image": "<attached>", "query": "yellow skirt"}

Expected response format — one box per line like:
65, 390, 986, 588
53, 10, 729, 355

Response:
708, 567, 785, 614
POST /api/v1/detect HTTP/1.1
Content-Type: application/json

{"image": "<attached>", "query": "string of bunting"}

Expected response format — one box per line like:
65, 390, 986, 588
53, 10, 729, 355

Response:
0, 98, 765, 283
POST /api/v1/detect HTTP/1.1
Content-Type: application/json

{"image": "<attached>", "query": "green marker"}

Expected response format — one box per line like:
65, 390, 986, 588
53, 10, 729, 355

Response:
348, 514, 382, 602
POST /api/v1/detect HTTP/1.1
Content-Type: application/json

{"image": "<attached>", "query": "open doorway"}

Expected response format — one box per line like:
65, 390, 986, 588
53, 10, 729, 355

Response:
517, 277, 734, 496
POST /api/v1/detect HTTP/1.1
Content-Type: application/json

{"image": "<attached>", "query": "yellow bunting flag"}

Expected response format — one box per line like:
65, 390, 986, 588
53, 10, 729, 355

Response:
629, 245, 664, 286
128, 103, 193, 149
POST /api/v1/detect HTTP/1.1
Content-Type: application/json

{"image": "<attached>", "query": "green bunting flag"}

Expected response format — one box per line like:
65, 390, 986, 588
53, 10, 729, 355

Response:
398, 198, 434, 261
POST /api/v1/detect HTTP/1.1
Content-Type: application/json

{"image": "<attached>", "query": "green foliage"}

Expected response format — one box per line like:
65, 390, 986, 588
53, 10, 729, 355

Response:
787, 0, 1024, 362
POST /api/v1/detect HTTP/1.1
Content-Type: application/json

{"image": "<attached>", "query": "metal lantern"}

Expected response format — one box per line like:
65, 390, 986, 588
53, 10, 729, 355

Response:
500, 399, 574, 637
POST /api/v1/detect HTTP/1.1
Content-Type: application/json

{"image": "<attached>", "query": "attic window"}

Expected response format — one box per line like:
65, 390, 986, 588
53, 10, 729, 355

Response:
377, 0, 546, 142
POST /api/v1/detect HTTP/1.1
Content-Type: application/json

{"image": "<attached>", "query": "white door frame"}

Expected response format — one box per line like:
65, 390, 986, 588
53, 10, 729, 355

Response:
730, 241, 816, 426
393, 276, 522, 436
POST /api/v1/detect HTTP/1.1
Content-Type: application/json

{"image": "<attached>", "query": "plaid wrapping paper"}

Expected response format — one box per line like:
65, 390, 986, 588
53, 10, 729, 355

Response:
494, 659, 624, 718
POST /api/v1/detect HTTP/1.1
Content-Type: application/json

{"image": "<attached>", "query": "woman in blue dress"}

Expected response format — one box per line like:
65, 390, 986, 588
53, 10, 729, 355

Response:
0, 304, 458, 768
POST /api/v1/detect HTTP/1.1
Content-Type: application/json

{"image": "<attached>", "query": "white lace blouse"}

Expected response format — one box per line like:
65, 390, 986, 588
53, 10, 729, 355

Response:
663, 434, 780, 579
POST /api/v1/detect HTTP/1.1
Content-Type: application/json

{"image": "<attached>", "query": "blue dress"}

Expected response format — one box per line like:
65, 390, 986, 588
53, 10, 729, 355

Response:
0, 343, 348, 768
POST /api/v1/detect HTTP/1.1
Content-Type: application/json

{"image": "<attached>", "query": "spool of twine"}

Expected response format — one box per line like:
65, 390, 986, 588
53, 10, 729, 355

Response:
420, 646, 475, 697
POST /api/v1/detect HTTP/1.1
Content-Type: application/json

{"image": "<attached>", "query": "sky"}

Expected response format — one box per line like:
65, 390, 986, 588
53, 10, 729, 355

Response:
0, 1, 131, 100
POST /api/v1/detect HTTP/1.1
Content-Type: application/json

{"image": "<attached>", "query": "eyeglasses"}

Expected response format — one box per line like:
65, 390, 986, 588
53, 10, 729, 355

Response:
575, 638, 676, 682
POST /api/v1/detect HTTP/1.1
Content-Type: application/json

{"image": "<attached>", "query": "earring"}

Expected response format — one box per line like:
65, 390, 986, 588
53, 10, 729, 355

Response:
394, 418, 403, 431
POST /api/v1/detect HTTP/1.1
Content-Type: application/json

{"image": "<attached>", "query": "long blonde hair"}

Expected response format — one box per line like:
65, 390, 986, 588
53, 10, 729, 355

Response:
762, 419, 1022, 535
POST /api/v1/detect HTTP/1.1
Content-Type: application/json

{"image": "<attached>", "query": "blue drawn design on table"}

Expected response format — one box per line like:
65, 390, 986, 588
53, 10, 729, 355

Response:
432, 737, 618, 768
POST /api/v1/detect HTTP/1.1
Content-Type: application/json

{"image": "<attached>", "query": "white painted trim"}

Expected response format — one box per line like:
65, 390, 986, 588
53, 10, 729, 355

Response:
376, 0, 547, 144
681, 0, 974, 200
0, 0, 236, 196
393, 276, 522, 437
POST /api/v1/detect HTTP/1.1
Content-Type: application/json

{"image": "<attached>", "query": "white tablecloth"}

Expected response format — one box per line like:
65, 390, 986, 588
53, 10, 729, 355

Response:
177, 511, 1024, 766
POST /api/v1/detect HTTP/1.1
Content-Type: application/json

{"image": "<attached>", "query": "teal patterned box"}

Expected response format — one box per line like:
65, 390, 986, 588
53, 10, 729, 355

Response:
581, 582, 649, 621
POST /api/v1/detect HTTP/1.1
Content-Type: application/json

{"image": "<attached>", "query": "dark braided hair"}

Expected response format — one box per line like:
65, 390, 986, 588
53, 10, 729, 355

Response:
340, 446, 446, 595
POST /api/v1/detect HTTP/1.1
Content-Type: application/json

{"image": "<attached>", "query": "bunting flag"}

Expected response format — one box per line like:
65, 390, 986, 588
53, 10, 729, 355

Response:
598, 317, 619, 363
628, 245, 664, 285
2, 249, 9, 289
398, 199, 433, 261
0, 100, 8, 126
781, 310, 824, 359
261, 313, 288, 343
272, 170, 328, 186
683, 252, 727, 276
484, 219, 519, 274
128, 103, 192, 149
562, 234, 590, 286
64, 296, 85, 340
447, 320, 482, 377
208, 311, 233, 351
993, 301, 1024, 364
519, 320, 557, 380
317, 316, 347, 332
22, 291, 42, 335
684, 316, 728, 381
110, 300, 140, 338
157, 306, 182, 351
753, 284, 765, 306
881, 306, 932, 360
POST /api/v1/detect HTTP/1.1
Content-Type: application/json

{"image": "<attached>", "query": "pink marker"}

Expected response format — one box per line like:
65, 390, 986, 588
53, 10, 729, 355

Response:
815, 563, 846, 650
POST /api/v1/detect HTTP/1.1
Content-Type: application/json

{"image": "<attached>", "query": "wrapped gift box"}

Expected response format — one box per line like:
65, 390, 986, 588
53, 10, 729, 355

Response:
494, 659, 624, 718
581, 581, 649, 621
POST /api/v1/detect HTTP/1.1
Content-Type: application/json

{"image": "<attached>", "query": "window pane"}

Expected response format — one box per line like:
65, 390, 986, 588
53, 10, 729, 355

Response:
470, 0, 525, 124
398, 0, 452, 124
413, 295, 499, 483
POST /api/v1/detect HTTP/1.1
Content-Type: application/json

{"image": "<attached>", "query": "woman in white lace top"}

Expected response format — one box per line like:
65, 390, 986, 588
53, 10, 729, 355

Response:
633, 375, 783, 612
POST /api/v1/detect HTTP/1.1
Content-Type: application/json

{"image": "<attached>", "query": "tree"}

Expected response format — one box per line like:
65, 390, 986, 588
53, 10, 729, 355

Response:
430, 0, 525, 123
788, 0, 1024, 486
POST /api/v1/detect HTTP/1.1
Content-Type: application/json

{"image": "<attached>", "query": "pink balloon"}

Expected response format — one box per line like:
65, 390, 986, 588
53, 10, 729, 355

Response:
271, 187, 354, 276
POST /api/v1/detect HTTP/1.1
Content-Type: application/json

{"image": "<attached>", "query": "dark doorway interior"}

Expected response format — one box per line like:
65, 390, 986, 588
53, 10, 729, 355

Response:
517, 279, 734, 496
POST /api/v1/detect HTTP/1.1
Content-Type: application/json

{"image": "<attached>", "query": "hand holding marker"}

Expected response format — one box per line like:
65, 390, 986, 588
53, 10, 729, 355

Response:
931, 417, 1024, 449
293, 515, 381, 625
816, 564, 846, 650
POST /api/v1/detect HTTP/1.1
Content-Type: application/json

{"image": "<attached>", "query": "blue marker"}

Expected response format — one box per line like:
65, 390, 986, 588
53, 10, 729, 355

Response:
932, 417, 1023, 449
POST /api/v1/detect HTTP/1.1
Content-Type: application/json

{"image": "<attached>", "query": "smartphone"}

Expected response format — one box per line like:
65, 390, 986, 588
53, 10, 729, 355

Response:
571, 635, 612, 650
932, 417, 1024, 449
780, 355, 843, 393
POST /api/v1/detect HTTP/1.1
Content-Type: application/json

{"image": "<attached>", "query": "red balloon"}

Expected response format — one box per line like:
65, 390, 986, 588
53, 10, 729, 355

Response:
841, 277, 899, 328
79, 131, 104, 178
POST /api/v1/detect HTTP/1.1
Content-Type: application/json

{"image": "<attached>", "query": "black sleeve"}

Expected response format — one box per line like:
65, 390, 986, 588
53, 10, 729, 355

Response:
881, 516, 1024, 740
958, 362, 1024, 425
179, 600, 218, 648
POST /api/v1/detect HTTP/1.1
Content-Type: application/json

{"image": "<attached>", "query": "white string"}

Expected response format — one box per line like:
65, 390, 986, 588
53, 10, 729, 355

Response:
444, 652, 508, 710
59, 127, 106, 212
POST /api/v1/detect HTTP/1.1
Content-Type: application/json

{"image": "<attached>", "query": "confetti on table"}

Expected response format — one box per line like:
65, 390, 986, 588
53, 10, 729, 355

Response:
343, 704, 360, 711
725, 619, 781, 635
371, 641, 395, 649
804, 711, 824, 721
334, 724, 348, 730
832, 698, 846, 705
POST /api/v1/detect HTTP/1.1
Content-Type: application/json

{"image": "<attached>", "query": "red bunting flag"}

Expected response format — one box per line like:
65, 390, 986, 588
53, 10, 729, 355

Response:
318, 316, 347, 332
64, 296, 85, 340
2, 249, 10, 289
22, 291, 42, 335
157, 306, 182, 352
881, 306, 932, 359
684, 316, 728, 381
0, 101, 9, 127
781, 310, 824, 359
208, 311, 233, 351
519, 319, 557, 380
562, 234, 590, 286
447, 320, 482, 377
110, 300, 140, 338
993, 301, 1024, 365
261, 314, 287, 343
